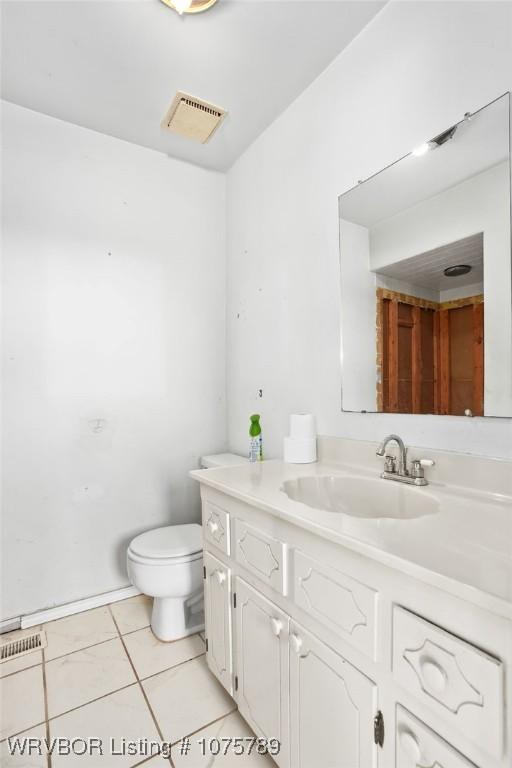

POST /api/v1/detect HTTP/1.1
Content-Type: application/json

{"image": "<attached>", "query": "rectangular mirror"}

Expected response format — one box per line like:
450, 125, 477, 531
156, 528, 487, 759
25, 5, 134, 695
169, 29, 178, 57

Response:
339, 92, 511, 417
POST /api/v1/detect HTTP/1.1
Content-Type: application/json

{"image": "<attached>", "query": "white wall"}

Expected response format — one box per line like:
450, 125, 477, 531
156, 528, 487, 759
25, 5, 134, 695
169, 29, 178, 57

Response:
1, 102, 226, 621
226, 1, 512, 459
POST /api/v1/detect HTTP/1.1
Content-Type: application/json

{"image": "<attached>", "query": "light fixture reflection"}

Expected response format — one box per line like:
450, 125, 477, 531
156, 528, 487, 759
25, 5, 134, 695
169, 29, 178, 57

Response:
412, 123, 459, 158
412, 142, 431, 157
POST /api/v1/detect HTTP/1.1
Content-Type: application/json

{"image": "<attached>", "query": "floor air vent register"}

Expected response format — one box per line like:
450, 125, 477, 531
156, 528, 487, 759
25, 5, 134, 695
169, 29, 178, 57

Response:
0, 630, 47, 662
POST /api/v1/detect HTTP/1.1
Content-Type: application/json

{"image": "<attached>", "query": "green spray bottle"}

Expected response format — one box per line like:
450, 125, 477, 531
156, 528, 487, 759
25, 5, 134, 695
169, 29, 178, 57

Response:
249, 414, 263, 462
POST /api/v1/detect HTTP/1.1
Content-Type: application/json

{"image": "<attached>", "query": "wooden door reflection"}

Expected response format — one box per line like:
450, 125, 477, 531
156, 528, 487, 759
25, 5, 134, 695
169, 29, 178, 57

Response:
379, 291, 483, 416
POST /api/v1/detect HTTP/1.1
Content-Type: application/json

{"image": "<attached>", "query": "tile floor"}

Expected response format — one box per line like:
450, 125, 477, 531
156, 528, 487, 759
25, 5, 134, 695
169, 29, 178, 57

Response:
0, 596, 275, 767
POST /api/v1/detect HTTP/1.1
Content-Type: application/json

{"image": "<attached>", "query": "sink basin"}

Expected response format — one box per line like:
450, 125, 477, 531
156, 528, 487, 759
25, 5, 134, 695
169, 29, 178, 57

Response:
282, 475, 439, 520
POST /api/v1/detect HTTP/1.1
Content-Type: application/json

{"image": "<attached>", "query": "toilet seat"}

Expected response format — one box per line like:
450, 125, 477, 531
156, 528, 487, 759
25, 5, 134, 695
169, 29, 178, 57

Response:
127, 548, 203, 566
129, 523, 202, 560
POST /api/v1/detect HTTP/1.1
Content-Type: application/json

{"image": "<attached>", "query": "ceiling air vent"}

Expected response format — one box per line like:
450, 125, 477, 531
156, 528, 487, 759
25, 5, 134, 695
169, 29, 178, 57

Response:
161, 91, 227, 144
1, 630, 47, 663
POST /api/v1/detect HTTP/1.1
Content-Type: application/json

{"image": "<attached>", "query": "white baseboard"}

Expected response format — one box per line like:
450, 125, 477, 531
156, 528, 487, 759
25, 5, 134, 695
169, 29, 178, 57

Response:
0, 617, 22, 634
19, 585, 142, 629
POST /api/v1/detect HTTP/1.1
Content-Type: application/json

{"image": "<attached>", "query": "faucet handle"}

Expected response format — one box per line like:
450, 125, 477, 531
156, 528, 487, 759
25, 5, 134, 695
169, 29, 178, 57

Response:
410, 458, 435, 479
383, 455, 397, 473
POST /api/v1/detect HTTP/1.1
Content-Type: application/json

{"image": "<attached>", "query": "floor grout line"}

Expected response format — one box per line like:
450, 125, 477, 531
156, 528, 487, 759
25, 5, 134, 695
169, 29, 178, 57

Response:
130, 708, 242, 768
110, 604, 123, 639
47, 682, 138, 725
112, 623, 151, 639
132, 751, 174, 768
44, 633, 122, 664
0, 720, 47, 745
0, 658, 43, 681
41, 646, 52, 768
137, 651, 206, 684
169, 706, 239, 747
108, 605, 169, 756
109, 608, 176, 767
120, 623, 204, 643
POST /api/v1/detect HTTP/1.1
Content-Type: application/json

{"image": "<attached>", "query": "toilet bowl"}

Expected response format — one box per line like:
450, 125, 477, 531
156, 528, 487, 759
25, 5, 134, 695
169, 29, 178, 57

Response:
127, 523, 204, 642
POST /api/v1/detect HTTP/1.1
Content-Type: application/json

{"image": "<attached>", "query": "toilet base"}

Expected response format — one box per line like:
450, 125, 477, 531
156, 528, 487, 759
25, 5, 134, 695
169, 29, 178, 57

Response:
150, 594, 205, 643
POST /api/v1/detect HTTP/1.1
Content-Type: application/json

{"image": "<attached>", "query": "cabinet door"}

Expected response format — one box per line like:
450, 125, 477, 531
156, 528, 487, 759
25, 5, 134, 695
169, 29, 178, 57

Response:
289, 621, 378, 768
235, 579, 289, 768
204, 551, 233, 694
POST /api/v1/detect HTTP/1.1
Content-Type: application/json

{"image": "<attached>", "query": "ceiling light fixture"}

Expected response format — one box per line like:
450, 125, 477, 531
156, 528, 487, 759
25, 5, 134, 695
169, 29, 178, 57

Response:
443, 264, 472, 277
160, 0, 219, 15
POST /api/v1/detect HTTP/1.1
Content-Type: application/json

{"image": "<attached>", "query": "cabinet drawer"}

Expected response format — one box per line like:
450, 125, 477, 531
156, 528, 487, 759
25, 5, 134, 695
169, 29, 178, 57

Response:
396, 706, 477, 767
293, 550, 378, 660
393, 606, 503, 759
234, 519, 287, 595
203, 500, 230, 556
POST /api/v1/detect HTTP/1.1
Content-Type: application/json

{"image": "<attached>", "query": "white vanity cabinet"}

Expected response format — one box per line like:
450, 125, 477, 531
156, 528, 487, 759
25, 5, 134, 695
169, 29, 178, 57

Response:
199, 484, 511, 768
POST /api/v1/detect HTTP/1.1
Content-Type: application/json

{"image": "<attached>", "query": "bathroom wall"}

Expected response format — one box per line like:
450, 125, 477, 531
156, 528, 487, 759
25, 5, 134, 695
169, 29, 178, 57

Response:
226, 1, 512, 459
1, 102, 226, 621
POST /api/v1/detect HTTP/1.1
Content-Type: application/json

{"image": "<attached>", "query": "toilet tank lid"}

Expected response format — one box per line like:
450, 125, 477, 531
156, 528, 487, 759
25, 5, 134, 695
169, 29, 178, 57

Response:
129, 524, 202, 559
201, 452, 248, 469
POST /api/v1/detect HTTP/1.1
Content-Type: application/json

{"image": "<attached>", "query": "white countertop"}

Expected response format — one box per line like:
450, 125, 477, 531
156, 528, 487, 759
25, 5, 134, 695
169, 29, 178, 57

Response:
190, 459, 512, 620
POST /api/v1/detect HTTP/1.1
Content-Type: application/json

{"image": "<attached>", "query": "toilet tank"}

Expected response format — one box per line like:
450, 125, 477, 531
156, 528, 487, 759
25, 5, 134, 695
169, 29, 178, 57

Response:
200, 452, 248, 469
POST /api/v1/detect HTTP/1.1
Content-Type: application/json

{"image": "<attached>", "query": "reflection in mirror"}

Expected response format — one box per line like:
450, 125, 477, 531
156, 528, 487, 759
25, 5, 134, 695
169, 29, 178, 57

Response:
339, 93, 511, 417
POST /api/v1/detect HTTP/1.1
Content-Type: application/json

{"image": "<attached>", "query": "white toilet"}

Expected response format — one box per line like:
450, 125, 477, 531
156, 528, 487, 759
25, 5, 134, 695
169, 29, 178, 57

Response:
127, 453, 245, 642
127, 524, 204, 642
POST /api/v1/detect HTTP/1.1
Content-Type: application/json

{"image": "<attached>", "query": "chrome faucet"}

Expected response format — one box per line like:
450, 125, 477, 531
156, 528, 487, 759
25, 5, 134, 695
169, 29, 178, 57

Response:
376, 434, 434, 486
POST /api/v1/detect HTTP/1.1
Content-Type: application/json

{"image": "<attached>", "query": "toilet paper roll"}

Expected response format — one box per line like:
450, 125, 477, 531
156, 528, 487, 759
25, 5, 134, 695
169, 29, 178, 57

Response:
289, 413, 316, 440
283, 436, 317, 464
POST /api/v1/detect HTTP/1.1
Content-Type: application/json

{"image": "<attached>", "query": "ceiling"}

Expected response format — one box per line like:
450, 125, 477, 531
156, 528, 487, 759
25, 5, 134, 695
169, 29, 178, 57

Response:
378, 233, 484, 292
1, 0, 384, 171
